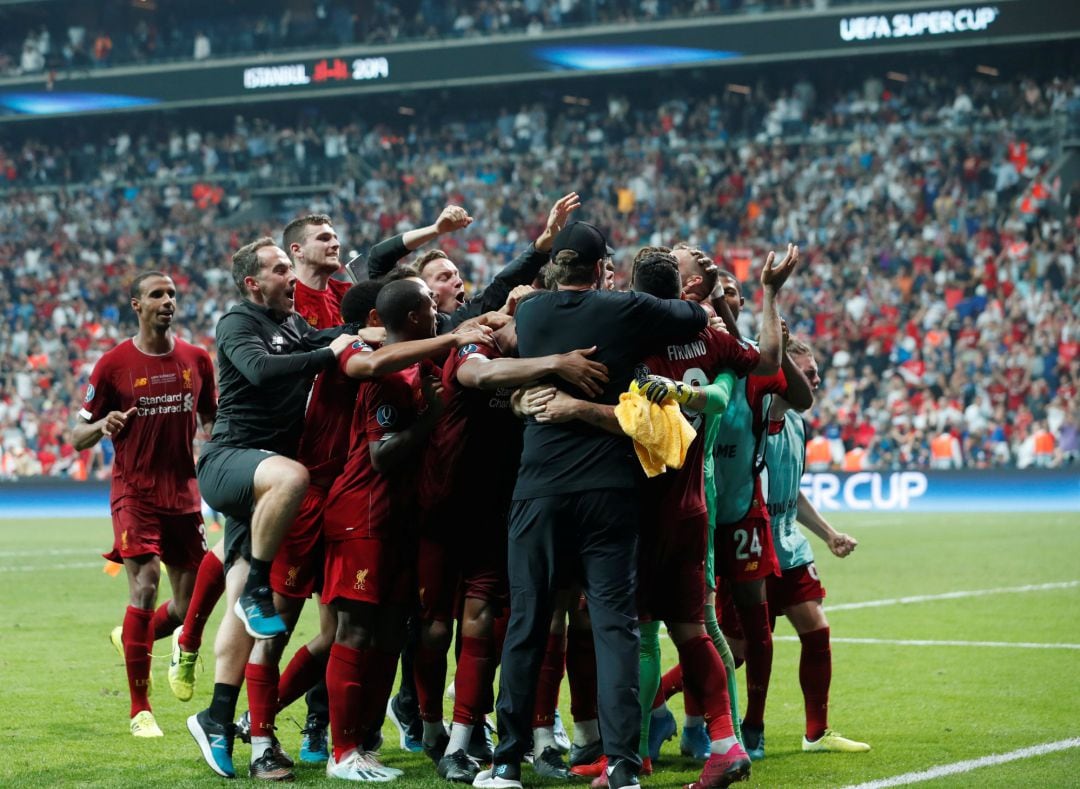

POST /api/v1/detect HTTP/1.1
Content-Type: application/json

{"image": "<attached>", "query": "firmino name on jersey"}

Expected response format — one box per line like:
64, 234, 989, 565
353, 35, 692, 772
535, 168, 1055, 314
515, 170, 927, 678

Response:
137, 392, 194, 416
666, 339, 707, 361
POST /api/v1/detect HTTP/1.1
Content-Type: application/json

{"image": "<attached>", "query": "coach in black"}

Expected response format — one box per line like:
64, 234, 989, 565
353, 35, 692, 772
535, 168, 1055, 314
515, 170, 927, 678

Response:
188, 237, 356, 779
478, 223, 708, 789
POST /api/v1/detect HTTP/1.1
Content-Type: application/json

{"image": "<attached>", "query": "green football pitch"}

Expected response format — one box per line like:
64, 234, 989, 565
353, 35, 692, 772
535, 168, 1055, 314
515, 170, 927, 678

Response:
1, 512, 1078, 788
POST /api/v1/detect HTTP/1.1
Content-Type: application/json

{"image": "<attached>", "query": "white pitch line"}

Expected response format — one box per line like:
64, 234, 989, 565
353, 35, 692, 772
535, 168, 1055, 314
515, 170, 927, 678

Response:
775, 636, 1080, 650
0, 548, 99, 558
828, 580, 1079, 611
0, 561, 103, 573
840, 738, 1080, 789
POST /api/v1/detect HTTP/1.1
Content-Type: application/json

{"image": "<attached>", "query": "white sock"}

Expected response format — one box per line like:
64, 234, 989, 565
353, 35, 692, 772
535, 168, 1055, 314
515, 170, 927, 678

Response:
423, 720, 446, 747
711, 735, 739, 754
685, 715, 704, 727
572, 718, 599, 746
533, 725, 557, 758
447, 723, 473, 755
250, 735, 272, 762
651, 702, 670, 720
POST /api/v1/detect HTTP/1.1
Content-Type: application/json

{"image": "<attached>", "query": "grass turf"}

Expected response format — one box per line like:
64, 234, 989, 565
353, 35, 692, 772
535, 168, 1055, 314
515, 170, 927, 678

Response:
0, 512, 1078, 787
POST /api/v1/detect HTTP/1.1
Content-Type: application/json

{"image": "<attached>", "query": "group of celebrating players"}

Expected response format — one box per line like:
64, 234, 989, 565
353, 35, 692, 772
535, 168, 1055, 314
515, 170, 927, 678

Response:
79, 193, 869, 789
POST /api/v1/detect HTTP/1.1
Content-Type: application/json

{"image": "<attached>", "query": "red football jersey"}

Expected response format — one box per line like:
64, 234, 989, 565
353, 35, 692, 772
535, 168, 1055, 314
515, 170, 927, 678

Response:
640, 328, 759, 519
418, 342, 522, 509
294, 277, 350, 330
79, 338, 216, 514
296, 339, 375, 486
321, 364, 424, 542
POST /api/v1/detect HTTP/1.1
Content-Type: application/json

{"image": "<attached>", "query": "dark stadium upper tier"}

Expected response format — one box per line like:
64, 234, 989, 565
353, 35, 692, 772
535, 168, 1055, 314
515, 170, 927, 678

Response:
1, 0, 908, 76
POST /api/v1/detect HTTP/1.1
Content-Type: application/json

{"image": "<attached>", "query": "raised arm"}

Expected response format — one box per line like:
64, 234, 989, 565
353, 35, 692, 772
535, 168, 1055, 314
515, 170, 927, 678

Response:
448, 193, 580, 327
367, 205, 473, 280
755, 243, 799, 375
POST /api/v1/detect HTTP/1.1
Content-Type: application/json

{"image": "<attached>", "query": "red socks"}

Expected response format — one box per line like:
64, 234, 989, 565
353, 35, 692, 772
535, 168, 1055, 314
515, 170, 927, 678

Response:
246, 662, 280, 736
278, 645, 328, 711
150, 600, 179, 642
122, 606, 153, 717
676, 634, 734, 741
327, 643, 371, 761
533, 632, 566, 727
413, 642, 449, 723
799, 627, 831, 741
653, 664, 684, 710
180, 550, 225, 652
740, 601, 773, 730
453, 635, 495, 725
361, 650, 401, 737
566, 627, 598, 722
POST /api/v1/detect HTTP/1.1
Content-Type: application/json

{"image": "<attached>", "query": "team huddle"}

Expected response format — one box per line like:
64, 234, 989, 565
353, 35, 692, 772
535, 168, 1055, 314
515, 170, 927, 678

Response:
80, 194, 869, 789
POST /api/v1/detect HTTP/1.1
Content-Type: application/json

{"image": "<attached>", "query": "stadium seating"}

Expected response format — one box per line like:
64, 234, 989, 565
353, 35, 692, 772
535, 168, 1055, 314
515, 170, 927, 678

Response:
0, 69, 1076, 477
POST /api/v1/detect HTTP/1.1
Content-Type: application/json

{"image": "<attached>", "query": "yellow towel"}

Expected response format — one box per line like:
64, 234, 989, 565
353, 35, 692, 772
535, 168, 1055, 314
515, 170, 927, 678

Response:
614, 390, 697, 478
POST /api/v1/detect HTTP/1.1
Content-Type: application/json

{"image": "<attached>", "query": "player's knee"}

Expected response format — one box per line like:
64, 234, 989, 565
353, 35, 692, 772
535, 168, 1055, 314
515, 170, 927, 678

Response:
308, 629, 334, 656
129, 574, 159, 608
668, 622, 706, 645
462, 603, 494, 636
420, 619, 452, 651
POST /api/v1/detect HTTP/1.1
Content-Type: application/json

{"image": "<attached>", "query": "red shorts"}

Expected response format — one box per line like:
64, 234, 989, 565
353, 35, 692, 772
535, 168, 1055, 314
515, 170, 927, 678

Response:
271, 485, 327, 599
766, 562, 826, 623
416, 511, 508, 622
323, 535, 412, 607
638, 510, 708, 624
715, 513, 780, 584
106, 504, 206, 571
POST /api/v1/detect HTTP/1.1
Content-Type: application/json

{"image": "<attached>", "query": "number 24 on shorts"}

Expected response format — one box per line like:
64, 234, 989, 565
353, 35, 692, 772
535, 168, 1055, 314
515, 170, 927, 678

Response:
734, 527, 763, 560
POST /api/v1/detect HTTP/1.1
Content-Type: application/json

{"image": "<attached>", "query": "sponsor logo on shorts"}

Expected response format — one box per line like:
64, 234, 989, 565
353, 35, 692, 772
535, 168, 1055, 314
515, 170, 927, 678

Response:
807, 562, 819, 581
84, 384, 95, 402
458, 343, 478, 358
306, 314, 318, 327
121, 530, 128, 550
353, 569, 369, 591
376, 405, 397, 428
745, 561, 759, 572
286, 566, 300, 587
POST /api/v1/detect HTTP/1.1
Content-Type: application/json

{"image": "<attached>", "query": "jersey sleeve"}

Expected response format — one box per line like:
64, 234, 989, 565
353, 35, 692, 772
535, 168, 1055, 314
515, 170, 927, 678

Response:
362, 378, 412, 442
196, 349, 218, 417
337, 339, 375, 375
78, 354, 119, 423
450, 342, 495, 381
708, 329, 760, 378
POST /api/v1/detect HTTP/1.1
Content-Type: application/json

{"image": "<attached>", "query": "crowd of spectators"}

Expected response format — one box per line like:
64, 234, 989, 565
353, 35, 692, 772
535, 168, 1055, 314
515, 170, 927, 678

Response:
2, 0, 873, 77
0, 67, 1077, 479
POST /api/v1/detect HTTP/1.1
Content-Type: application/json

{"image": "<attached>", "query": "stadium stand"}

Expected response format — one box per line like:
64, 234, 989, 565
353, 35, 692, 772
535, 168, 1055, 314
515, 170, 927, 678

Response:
0, 57, 1077, 478
0, 0, 885, 75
